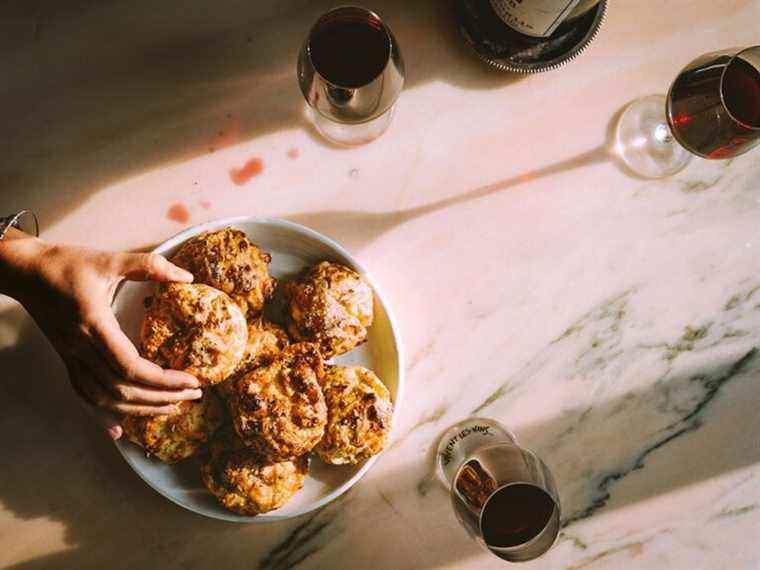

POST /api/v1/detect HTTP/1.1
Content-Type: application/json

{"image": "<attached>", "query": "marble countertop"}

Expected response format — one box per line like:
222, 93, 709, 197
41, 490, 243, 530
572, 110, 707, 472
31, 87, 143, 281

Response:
1, 1, 760, 568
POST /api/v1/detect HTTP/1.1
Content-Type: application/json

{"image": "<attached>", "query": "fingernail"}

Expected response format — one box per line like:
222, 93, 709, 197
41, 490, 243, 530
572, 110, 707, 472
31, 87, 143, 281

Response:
181, 373, 200, 387
174, 268, 194, 282
168, 370, 200, 388
191, 389, 203, 400
108, 426, 123, 440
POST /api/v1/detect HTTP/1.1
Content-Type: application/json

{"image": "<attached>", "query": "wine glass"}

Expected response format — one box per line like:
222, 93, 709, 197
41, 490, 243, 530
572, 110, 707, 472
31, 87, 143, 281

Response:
616, 46, 760, 178
297, 6, 405, 146
436, 418, 561, 562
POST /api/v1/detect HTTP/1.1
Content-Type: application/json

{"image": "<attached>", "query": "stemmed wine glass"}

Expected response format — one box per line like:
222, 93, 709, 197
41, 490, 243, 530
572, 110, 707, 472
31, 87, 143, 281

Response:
436, 418, 561, 562
297, 6, 405, 146
616, 46, 760, 178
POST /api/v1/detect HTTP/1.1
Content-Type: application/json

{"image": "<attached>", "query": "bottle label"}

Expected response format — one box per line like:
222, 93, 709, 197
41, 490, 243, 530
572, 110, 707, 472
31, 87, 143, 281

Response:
489, 0, 582, 37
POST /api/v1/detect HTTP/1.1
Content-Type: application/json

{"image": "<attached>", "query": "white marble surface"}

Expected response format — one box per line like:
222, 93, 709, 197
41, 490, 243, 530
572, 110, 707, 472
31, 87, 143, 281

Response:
1, 1, 760, 568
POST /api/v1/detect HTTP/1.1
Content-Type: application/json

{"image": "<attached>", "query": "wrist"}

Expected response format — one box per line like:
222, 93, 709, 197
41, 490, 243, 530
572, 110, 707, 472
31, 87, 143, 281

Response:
0, 230, 51, 299
2, 227, 34, 243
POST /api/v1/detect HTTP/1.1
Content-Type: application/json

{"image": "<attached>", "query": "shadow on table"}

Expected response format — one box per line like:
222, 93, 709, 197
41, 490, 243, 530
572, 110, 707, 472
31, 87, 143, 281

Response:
284, 104, 636, 251
0, 0, 522, 228
1, 303, 759, 570
285, 144, 608, 251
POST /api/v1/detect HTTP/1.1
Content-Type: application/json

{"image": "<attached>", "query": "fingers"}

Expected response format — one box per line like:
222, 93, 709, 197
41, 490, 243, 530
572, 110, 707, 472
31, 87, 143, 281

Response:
111, 383, 203, 405
87, 311, 200, 389
81, 344, 202, 404
94, 408, 124, 440
67, 361, 121, 438
70, 362, 181, 417
117, 252, 193, 283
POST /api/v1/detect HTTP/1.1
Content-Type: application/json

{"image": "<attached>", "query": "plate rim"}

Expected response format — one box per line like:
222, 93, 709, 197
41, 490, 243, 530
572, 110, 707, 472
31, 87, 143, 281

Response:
113, 215, 405, 523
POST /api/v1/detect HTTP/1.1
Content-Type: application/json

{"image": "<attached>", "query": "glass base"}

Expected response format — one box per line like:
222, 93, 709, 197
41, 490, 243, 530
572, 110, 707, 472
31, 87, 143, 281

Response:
615, 94, 693, 178
310, 104, 395, 146
436, 418, 515, 487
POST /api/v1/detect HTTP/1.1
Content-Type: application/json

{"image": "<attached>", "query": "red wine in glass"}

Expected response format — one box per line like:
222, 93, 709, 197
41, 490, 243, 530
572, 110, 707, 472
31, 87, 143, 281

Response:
668, 49, 760, 159
308, 11, 389, 88
479, 483, 557, 549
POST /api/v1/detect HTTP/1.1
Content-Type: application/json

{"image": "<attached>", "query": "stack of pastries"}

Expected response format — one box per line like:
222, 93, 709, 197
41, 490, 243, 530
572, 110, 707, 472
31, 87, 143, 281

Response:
122, 227, 394, 516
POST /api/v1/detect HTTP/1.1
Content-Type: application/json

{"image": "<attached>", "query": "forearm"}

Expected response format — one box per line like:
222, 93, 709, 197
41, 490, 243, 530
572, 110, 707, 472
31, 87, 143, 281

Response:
0, 228, 48, 300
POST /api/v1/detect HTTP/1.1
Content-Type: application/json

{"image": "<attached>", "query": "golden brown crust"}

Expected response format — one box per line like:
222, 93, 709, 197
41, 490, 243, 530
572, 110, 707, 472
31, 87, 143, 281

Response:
228, 343, 327, 460
236, 317, 290, 375
123, 394, 224, 464
201, 429, 308, 515
215, 318, 289, 402
316, 365, 393, 465
215, 317, 290, 400
170, 227, 276, 317
284, 261, 373, 359
140, 283, 248, 386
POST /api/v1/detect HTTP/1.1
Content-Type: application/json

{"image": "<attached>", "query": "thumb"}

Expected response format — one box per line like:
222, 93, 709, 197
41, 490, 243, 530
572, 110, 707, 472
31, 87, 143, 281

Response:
118, 253, 193, 283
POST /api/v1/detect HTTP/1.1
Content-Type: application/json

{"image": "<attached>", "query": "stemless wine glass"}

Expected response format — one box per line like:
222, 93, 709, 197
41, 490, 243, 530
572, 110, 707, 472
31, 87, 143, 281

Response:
297, 6, 405, 146
437, 418, 561, 563
616, 45, 760, 178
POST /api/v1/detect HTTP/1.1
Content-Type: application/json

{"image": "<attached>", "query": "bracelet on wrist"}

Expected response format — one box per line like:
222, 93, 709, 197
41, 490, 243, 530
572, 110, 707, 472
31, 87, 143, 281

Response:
0, 210, 39, 241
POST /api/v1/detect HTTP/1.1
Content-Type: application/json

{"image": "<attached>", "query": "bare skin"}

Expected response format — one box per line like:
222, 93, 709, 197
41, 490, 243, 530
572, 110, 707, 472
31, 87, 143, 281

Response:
0, 228, 202, 440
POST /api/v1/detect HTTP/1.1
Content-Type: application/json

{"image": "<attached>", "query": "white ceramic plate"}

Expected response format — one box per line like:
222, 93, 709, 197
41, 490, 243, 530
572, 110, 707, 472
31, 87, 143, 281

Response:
112, 216, 404, 522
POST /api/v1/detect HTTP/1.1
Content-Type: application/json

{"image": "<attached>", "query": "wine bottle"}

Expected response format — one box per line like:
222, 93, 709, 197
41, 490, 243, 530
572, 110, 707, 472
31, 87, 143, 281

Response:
455, 0, 607, 73
489, 0, 600, 39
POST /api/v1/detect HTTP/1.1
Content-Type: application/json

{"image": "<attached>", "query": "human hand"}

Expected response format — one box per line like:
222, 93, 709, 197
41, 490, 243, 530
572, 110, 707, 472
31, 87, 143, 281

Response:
0, 229, 202, 439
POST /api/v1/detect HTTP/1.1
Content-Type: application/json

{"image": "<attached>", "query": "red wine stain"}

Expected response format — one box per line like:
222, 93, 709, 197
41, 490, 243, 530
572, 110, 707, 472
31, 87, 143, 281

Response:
215, 118, 240, 149
167, 203, 191, 223
230, 157, 264, 185
287, 147, 300, 160
199, 199, 212, 210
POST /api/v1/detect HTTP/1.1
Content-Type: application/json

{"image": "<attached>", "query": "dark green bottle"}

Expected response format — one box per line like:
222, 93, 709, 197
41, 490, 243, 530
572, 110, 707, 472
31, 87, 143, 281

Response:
456, 0, 607, 73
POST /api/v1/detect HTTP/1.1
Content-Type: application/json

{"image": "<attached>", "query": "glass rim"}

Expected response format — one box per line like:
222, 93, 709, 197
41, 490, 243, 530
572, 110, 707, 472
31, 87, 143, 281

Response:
477, 481, 561, 553
720, 45, 760, 131
305, 5, 393, 90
